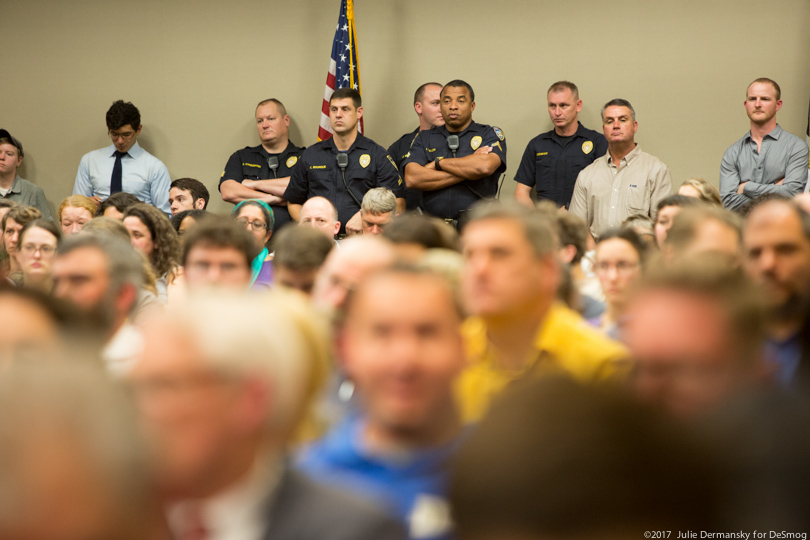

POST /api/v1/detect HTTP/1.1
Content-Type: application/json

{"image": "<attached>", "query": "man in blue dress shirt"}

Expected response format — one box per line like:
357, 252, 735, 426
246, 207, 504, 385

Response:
73, 100, 171, 213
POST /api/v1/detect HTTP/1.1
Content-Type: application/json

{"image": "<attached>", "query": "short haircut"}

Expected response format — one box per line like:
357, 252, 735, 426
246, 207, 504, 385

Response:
739, 193, 791, 219
442, 79, 475, 102
413, 82, 443, 105
466, 201, 558, 258
666, 206, 742, 253
547, 80, 579, 100
596, 227, 650, 266
233, 200, 274, 232
122, 203, 179, 277
556, 210, 589, 265
655, 194, 702, 220
256, 98, 288, 116
745, 198, 810, 243
451, 375, 716, 537
3, 205, 42, 232
97, 192, 140, 217
105, 100, 141, 131
602, 98, 636, 122
57, 195, 97, 223
170, 178, 210, 209
80, 217, 131, 242
169, 209, 209, 233
19, 218, 62, 247
273, 225, 335, 271
621, 213, 656, 243
182, 215, 259, 269
302, 196, 339, 222
330, 88, 362, 109
361, 187, 397, 216
680, 178, 722, 208
749, 77, 781, 101
383, 214, 460, 252
59, 233, 145, 298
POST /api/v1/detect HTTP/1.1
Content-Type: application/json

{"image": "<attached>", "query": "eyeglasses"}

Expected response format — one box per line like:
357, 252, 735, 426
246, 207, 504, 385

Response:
21, 244, 56, 256
108, 130, 137, 141
594, 261, 639, 274
236, 218, 268, 231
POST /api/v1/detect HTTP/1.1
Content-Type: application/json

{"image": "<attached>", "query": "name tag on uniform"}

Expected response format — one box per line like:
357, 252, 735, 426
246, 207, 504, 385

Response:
310, 165, 327, 169
242, 163, 261, 168
536, 152, 548, 156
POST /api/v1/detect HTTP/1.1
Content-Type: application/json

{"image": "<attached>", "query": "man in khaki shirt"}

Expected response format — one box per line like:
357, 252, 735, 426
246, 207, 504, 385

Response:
569, 99, 671, 241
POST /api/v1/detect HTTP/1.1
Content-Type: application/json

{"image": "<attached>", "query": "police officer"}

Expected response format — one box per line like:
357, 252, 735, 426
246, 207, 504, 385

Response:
284, 88, 405, 236
404, 80, 506, 226
220, 98, 304, 232
388, 82, 444, 211
514, 81, 607, 209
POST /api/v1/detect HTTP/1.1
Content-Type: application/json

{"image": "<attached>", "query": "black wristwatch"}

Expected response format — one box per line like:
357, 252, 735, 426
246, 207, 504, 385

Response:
434, 156, 444, 171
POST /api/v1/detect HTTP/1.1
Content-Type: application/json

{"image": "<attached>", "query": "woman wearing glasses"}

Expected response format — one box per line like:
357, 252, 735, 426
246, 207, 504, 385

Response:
17, 219, 62, 292
123, 203, 180, 304
232, 200, 274, 289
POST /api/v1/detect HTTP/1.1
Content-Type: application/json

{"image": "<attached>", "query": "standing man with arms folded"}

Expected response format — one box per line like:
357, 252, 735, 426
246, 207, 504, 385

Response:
404, 80, 506, 228
284, 89, 405, 236
720, 78, 809, 211
514, 81, 607, 210
74, 100, 171, 213
220, 98, 305, 232
569, 98, 671, 242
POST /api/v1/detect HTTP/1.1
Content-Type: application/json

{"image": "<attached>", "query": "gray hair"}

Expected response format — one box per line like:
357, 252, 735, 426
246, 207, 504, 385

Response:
361, 187, 397, 216
466, 201, 559, 258
601, 98, 636, 122
59, 233, 145, 301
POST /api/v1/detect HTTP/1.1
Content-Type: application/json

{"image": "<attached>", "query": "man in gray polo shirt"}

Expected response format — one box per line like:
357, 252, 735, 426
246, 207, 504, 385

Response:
720, 78, 809, 211
569, 99, 671, 242
0, 129, 52, 219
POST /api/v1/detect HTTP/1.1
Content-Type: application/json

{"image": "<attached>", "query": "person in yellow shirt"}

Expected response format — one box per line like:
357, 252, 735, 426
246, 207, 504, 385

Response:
457, 202, 629, 421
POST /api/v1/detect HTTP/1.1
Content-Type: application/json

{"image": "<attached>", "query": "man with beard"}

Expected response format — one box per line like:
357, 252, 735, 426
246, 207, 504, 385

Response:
52, 233, 144, 375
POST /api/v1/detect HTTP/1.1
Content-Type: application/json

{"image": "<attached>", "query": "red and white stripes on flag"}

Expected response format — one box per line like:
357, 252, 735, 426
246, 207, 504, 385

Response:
317, 0, 363, 141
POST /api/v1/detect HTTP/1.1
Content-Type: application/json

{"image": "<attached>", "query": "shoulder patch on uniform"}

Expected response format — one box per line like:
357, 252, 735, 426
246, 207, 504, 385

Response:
286, 156, 298, 168
582, 141, 594, 155
242, 162, 261, 168
471, 136, 482, 150
387, 155, 398, 170
359, 154, 371, 168
493, 127, 505, 141
492, 141, 503, 152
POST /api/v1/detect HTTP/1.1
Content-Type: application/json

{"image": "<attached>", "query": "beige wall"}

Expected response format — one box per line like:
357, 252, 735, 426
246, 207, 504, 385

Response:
3, 0, 809, 215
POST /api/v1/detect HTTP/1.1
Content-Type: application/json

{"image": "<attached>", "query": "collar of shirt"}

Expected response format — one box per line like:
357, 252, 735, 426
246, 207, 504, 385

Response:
438, 122, 478, 138
107, 141, 143, 159
606, 143, 641, 169
325, 133, 371, 154
744, 123, 784, 144
540, 121, 590, 141
167, 454, 283, 540
10, 175, 23, 195
254, 140, 301, 159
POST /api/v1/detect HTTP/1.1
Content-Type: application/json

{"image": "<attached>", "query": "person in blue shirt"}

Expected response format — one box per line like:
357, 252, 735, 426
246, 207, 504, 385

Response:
73, 100, 171, 214
298, 264, 468, 540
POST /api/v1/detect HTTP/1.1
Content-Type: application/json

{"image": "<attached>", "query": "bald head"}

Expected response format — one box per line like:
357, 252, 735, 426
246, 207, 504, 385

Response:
300, 197, 340, 239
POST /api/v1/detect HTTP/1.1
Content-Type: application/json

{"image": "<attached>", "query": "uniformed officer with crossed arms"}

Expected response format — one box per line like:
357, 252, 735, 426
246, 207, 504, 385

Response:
284, 88, 405, 236
404, 80, 506, 227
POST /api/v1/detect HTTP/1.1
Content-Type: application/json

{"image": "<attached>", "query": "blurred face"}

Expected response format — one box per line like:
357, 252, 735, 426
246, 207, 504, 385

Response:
0, 143, 22, 176
129, 324, 249, 498
595, 238, 641, 307
4, 217, 24, 256
462, 218, 558, 319
312, 246, 392, 313
255, 102, 290, 146
108, 123, 142, 154
681, 219, 741, 264
184, 245, 251, 290
329, 98, 362, 136
343, 274, 464, 436
0, 295, 60, 366
274, 265, 318, 297
626, 289, 747, 419
440, 85, 475, 131
299, 198, 339, 238
52, 247, 110, 312
169, 188, 203, 215
743, 203, 810, 310
547, 88, 582, 132
678, 184, 702, 199
60, 206, 94, 236
415, 85, 444, 128
18, 227, 58, 279
602, 105, 637, 146
654, 205, 681, 246
123, 216, 154, 259
361, 211, 394, 236
745, 82, 781, 126
236, 205, 272, 250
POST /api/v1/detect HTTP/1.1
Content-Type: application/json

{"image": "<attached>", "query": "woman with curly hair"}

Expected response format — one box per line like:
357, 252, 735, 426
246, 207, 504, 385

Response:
57, 195, 98, 236
123, 203, 180, 303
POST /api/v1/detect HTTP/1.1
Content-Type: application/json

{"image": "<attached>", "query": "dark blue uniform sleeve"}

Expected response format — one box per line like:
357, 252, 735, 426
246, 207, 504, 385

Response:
514, 139, 537, 187
283, 156, 310, 205
594, 133, 608, 159
375, 149, 406, 198
402, 131, 430, 168
219, 151, 244, 188
481, 126, 507, 171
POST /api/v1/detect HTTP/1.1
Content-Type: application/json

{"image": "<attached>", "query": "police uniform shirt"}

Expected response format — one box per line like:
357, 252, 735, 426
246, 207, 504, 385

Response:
284, 133, 404, 234
220, 142, 305, 232
404, 122, 507, 220
514, 122, 607, 209
387, 128, 421, 211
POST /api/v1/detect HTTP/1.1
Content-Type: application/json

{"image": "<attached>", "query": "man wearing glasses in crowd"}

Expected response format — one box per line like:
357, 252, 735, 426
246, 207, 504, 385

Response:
73, 100, 172, 213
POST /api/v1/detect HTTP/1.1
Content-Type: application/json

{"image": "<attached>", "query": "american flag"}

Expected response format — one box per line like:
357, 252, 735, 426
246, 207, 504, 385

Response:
317, 0, 363, 141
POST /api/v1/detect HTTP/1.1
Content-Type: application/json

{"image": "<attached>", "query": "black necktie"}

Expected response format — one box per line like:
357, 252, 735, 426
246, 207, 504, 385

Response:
110, 151, 126, 194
